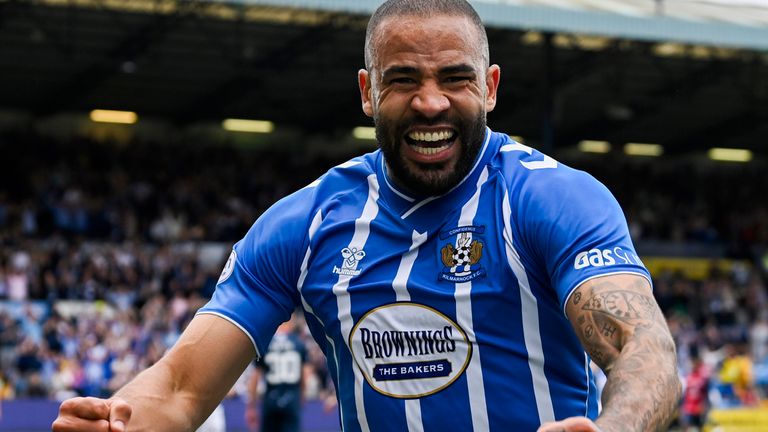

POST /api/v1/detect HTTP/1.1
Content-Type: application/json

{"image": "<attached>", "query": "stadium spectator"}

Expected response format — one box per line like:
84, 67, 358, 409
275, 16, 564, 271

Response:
0, 369, 14, 400
717, 343, 758, 407
680, 349, 712, 431
751, 311, 768, 364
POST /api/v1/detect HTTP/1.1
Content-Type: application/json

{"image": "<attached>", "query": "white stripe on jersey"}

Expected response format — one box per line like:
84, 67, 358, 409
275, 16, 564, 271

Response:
501, 192, 556, 423
393, 230, 427, 302
584, 352, 591, 416
401, 196, 437, 219
500, 142, 557, 170
392, 229, 428, 432
298, 210, 324, 291
455, 167, 490, 432
297, 210, 349, 427
306, 160, 362, 189
405, 399, 424, 432
337, 160, 364, 169
332, 174, 380, 432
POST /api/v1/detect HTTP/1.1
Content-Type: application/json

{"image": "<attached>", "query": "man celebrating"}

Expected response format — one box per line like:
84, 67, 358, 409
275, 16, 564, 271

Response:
52, 1, 681, 431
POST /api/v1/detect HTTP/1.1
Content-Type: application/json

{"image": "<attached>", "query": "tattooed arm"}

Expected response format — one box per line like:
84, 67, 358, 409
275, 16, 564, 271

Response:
559, 273, 682, 431
540, 274, 681, 431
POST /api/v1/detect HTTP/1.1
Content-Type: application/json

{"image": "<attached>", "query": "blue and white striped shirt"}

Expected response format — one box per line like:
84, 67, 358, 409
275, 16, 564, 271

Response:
199, 128, 651, 431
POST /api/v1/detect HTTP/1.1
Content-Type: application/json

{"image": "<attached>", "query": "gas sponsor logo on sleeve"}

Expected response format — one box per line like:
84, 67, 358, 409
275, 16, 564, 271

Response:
573, 246, 643, 270
349, 302, 472, 399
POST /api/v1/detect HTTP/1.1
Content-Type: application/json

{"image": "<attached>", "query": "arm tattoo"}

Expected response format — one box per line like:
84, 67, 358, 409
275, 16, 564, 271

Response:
580, 290, 657, 323
567, 275, 681, 432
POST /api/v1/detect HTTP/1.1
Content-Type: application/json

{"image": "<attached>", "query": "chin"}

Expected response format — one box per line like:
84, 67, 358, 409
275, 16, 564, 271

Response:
408, 169, 459, 196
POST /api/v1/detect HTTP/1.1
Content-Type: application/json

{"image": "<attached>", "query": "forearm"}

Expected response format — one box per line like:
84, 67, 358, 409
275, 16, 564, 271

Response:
112, 315, 256, 432
567, 275, 682, 432
595, 323, 682, 432
113, 358, 208, 431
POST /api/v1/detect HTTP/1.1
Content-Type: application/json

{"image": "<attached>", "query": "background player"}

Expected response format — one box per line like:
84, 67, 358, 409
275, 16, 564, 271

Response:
245, 312, 312, 432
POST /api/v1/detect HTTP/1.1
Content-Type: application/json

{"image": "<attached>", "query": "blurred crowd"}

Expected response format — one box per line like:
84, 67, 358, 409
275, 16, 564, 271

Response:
578, 156, 768, 258
0, 293, 336, 404
0, 132, 767, 428
0, 132, 337, 245
0, 132, 766, 253
656, 267, 768, 428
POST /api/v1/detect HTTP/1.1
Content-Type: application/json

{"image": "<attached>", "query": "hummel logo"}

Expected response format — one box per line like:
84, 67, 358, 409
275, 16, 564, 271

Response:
333, 247, 366, 277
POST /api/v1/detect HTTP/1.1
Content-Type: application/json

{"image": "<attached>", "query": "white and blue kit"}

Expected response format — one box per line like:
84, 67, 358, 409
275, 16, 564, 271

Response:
199, 129, 651, 431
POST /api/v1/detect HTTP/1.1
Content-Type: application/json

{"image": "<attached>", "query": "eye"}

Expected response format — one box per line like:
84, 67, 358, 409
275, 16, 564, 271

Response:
445, 76, 471, 84
389, 77, 416, 85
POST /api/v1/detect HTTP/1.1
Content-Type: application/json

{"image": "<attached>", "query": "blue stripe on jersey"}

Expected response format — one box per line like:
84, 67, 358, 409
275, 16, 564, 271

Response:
475, 190, 546, 430
201, 129, 650, 430
587, 366, 599, 418
362, 386, 408, 432
420, 373, 474, 432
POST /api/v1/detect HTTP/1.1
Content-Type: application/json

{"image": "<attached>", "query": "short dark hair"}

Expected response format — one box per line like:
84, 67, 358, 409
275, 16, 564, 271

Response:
364, 0, 489, 71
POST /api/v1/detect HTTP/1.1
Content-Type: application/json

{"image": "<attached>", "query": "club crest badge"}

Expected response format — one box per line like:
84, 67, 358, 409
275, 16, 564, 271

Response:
439, 226, 486, 282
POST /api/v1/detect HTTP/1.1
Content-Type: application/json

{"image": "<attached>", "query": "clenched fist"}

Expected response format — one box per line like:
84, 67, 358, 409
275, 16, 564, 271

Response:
52, 397, 132, 432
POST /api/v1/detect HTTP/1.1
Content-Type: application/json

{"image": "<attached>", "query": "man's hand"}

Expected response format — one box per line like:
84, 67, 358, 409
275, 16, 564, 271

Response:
538, 416, 600, 432
52, 397, 132, 432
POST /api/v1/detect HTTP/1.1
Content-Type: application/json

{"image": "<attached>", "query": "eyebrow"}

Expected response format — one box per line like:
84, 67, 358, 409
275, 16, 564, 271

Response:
381, 66, 419, 79
438, 64, 476, 75
380, 64, 477, 80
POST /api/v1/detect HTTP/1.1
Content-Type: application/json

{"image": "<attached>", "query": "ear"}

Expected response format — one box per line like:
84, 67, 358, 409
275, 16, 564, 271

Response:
358, 69, 374, 118
485, 64, 501, 112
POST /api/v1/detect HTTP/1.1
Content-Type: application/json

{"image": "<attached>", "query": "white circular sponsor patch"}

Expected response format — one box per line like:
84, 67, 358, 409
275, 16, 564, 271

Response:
349, 302, 471, 399
218, 250, 237, 284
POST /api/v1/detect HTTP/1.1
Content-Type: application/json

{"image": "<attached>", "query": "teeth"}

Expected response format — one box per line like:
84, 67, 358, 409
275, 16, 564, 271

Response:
409, 143, 450, 155
407, 130, 454, 142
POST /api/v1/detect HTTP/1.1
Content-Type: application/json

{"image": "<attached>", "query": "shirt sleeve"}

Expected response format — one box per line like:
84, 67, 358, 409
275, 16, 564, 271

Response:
197, 189, 316, 357
521, 165, 651, 311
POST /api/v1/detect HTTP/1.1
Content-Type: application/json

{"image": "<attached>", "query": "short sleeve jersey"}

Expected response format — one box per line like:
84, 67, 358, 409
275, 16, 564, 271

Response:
198, 129, 651, 431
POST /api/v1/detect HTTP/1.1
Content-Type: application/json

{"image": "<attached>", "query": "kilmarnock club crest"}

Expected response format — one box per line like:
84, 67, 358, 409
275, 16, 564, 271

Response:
440, 226, 486, 282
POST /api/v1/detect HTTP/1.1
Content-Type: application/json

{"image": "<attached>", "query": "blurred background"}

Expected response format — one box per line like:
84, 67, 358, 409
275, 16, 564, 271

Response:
0, 0, 767, 430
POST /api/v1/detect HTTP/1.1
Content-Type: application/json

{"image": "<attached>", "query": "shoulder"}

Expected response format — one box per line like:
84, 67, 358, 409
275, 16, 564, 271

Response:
302, 151, 378, 199
487, 135, 632, 261
488, 137, 612, 217
234, 152, 377, 271
254, 152, 378, 236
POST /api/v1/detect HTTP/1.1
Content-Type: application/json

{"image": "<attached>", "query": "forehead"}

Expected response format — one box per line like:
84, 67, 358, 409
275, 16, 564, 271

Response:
372, 14, 481, 70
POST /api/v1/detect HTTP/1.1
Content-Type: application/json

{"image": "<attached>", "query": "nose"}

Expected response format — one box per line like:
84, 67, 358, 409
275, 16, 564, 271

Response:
410, 81, 449, 118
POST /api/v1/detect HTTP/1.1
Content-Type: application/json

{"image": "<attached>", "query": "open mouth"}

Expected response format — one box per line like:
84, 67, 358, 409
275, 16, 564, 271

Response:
404, 129, 457, 156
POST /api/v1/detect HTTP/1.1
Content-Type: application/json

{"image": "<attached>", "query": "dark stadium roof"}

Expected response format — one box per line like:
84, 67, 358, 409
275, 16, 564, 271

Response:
1, 0, 767, 155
